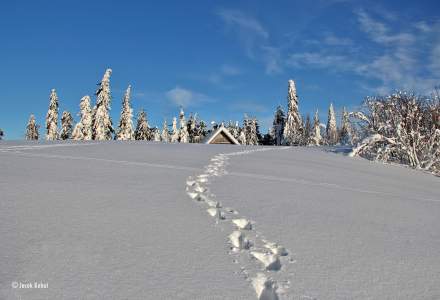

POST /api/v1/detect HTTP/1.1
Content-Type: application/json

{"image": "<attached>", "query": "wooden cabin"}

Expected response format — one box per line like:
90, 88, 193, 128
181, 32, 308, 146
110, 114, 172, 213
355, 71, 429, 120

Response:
203, 126, 240, 145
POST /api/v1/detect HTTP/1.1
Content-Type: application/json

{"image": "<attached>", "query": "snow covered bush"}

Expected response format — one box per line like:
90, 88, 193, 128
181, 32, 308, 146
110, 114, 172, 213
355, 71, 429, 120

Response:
350, 91, 440, 175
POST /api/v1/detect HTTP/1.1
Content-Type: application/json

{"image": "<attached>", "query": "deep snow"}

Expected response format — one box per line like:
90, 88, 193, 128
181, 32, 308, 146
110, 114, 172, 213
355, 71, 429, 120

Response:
0, 141, 439, 300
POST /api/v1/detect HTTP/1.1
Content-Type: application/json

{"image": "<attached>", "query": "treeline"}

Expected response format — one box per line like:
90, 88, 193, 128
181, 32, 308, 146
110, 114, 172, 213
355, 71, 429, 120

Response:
23, 69, 355, 147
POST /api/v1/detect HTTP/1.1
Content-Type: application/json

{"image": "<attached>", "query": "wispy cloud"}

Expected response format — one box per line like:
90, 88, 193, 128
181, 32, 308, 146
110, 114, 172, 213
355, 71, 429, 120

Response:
286, 9, 440, 94
165, 86, 213, 108
217, 9, 268, 39
217, 8, 282, 75
207, 64, 242, 85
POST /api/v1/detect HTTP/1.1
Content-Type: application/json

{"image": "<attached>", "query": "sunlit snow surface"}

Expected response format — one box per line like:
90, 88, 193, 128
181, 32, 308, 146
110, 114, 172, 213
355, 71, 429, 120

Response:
0, 141, 439, 300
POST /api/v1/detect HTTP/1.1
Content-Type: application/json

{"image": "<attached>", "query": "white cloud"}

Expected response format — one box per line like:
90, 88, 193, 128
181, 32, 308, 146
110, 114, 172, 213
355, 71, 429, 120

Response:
165, 86, 212, 108
356, 9, 415, 45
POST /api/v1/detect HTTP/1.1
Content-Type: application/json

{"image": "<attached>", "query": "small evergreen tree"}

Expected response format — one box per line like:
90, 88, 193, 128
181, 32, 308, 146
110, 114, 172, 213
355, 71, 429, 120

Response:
72, 95, 93, 140
0, 128, 3, 140
153, 127, 161, 141
199, 120, 208, 140
170, 117, 179, 142
271, 105, 285, 146
26, 114, 39, 140
238, 128, 246, 145
179, 108, 189, 143
60, 111, 74, 140
339, 107, 352, 145
134, 110, 151, 140
161, 119, 170, 142
116, 85, 134, 141
93, 68, 114, 140
243, 115, 259, 145
45, 89, 59, 140
303, 114, 312, 145
283, 80, 303, 145
310, 110, 322, 145
187, 113, 196, 142
326, 103, 338, 145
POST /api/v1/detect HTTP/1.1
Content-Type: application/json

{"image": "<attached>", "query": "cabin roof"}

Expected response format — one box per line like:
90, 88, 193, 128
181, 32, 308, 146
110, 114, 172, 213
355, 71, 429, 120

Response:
202, 126, 240, 145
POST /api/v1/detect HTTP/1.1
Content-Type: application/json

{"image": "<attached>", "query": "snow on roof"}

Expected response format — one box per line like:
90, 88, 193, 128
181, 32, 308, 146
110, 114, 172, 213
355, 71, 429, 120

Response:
203, 126, 240, 145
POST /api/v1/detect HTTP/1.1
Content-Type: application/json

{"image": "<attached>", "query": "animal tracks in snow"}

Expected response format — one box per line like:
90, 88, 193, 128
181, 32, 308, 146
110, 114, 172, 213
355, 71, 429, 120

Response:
185, 148, 293, 300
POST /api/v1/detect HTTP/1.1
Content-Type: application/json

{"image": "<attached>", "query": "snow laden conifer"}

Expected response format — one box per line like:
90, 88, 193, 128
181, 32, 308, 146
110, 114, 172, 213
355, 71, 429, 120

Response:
310, 110, 322, 145
283, 80, 303, 145
271, 105, 285, 145
116, 85, 134, 141
93, 68, 114, 140
153, 127, 161, 141
60, 111, 74, 140
134, 110, 151, 140
326, 103, 338, 145
72, 96, 93, 140
26, 114, 39, 140
170, 117, 179, 143
161, 119, 170, 142
178, 108, 189, 143
339, 107, 352, 145
45, 89, 59, 140
243, 115, 259, 145
303, 113, 312, 145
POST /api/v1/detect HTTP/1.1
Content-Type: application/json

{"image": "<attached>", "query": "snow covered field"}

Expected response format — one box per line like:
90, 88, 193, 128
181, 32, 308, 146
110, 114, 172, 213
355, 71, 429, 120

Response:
1, 142, 439, 300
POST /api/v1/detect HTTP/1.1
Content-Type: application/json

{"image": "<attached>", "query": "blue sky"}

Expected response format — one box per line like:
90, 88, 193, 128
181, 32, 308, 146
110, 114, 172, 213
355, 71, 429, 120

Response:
0, 0, 439, 139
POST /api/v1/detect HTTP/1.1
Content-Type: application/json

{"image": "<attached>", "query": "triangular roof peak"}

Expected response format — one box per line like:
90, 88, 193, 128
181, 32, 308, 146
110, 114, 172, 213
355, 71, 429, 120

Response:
203, 125, 240, 145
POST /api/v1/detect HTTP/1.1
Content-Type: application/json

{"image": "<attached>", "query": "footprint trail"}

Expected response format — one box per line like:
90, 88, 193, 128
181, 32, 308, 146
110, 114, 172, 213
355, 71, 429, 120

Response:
185, 148, 294, 300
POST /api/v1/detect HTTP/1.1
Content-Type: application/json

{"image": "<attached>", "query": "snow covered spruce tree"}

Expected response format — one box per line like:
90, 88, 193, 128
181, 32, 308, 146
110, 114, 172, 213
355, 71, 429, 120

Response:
116, 85, 134, 141
243, 115, 260, 145
310, 110, 322, 145
350, 91, 440, 175
238, 127, 246, 145
283, 80, 303, 145
227, 121, 240, 140
326, 103, 338, 145
134, 110, 152, 140
339, 107, 352, 145
303, 113, 312, 145
45, 89, 59, 140
92, 68, 114, 140
170, 117, 179, 143
187, 113, 196, 143
60, 111, 74, 140
178, 108, 189, 143
153, 127, 161, 141
271, 105, 285, 145
72, 95, 93, 140
161, 119, 170, 142
26, 114, 39, 140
